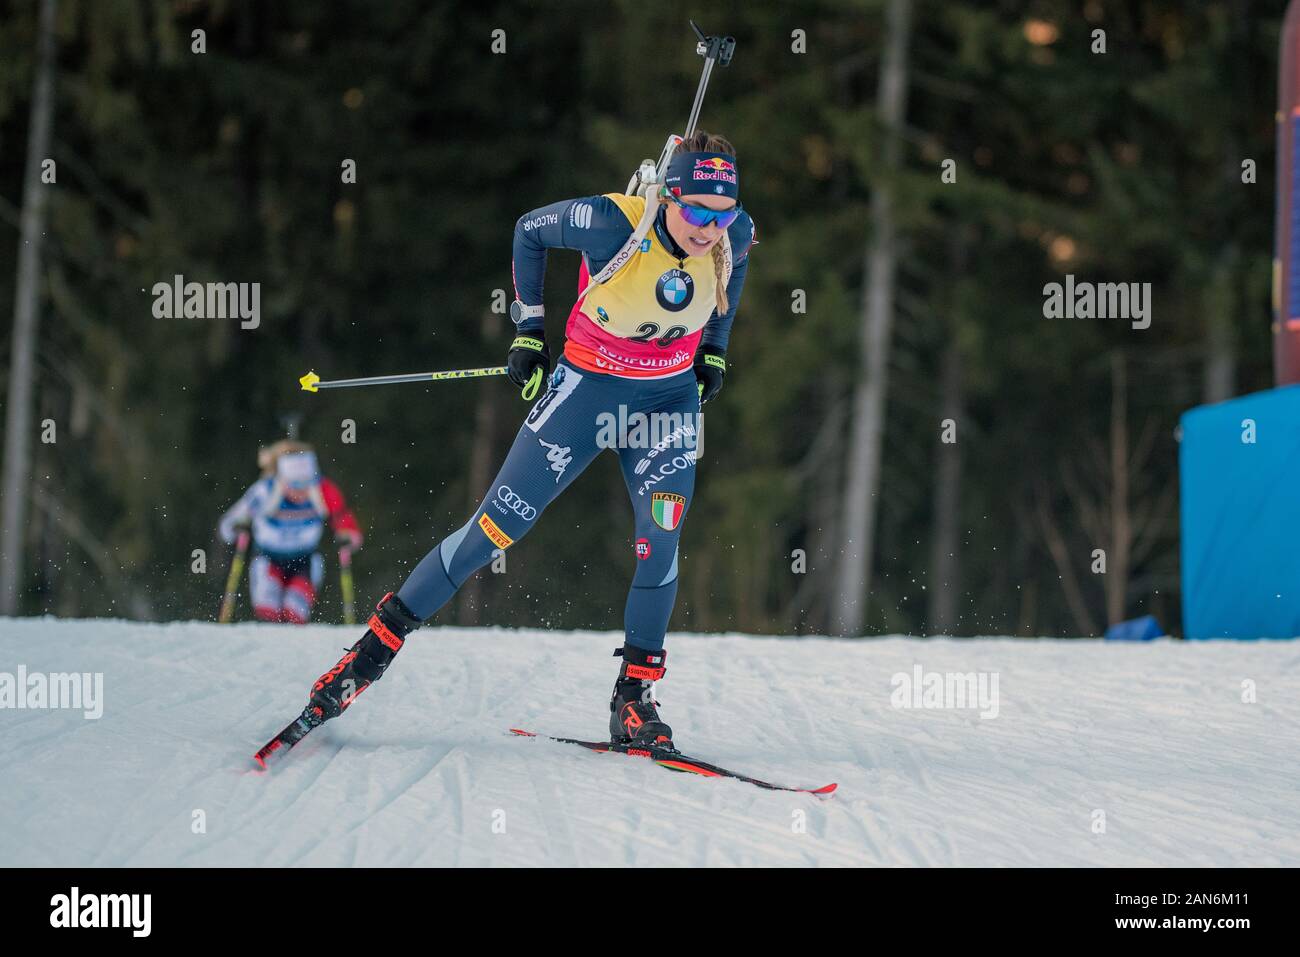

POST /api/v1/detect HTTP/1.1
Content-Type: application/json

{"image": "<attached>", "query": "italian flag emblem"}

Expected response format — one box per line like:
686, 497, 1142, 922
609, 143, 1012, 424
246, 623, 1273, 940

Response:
651, 493, 687, 531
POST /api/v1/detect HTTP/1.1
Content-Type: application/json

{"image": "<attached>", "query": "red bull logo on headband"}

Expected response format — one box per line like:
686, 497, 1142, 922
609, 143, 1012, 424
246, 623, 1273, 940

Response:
693, 156, 737, 183
666, 150, 740, 198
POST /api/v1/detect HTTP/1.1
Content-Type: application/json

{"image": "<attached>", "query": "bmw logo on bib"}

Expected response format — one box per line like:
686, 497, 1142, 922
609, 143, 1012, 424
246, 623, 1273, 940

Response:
656, 269, 694, 312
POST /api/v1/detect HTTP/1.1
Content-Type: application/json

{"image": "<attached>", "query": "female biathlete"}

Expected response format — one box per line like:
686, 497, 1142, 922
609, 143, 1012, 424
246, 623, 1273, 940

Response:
298, 132, 755, 749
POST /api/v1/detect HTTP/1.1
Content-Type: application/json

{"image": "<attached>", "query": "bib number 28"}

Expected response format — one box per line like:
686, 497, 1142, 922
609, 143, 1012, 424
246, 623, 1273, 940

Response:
629, 323, 688, 349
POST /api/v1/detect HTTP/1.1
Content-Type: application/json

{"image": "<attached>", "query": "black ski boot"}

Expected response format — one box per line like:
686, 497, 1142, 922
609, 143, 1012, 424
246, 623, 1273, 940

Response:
609, 645, 674, 750
305, 591, 422, 727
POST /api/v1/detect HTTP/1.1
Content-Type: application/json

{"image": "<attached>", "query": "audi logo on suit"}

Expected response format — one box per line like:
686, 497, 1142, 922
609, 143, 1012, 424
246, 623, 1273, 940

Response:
496, 485, 537, 520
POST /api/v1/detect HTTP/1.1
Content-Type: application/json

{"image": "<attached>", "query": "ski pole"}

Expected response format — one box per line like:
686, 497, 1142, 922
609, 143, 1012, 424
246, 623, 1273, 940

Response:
300, 366, 502, 391
338, 544, 356, 626
301, 366, 542, 400
218, 529, 250, 624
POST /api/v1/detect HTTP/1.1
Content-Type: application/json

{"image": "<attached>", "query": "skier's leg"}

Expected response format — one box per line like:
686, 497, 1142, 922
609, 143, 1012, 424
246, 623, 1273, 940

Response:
249, 555, 286, 622
282, 581, 312, 624
396, 362, 603, 620
306, 362, 604, 724
281, 554, 323, 624
307, 589, 422, 723
617, 400, 699, 652
608, 378, 700, 745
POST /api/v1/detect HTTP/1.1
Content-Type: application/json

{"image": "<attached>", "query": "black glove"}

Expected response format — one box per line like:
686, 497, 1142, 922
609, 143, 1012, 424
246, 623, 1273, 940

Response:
694, 346, 726, 405
507, 333, 550, 397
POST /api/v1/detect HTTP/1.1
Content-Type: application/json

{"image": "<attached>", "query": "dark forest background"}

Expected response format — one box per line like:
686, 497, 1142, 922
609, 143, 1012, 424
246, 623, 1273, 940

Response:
0, 0, 1281, 636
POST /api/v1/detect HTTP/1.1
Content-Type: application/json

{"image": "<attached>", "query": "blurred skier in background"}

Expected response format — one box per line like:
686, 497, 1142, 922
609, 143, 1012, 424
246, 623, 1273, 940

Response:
219, 443, 362, 623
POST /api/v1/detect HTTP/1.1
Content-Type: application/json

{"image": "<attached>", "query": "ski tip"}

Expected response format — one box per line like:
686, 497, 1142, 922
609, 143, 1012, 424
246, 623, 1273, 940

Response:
251, 737, 285, 771
508, 728, 538, 737
809, 783, 838, 795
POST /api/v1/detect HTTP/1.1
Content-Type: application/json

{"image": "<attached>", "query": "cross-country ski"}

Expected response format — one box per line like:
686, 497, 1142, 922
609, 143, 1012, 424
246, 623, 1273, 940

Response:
508, 728, 838, 795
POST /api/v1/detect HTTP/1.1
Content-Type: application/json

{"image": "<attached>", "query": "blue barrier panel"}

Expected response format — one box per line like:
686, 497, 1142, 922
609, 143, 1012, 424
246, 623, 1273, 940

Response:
1104, 615, 1164, 641
1180, 385, 1300, 638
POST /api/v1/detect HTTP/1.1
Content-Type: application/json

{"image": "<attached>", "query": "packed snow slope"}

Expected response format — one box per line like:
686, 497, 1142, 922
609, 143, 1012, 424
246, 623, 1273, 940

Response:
1, 618, 1297, 867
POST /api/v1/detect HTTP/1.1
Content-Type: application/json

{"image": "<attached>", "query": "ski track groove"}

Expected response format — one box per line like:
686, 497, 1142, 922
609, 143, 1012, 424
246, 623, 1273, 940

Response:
518, 749, 584, 867
263, 734, 349, 864
437, 752, 472, 868
751, 650, 820, 757
338, 741, 458, 855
